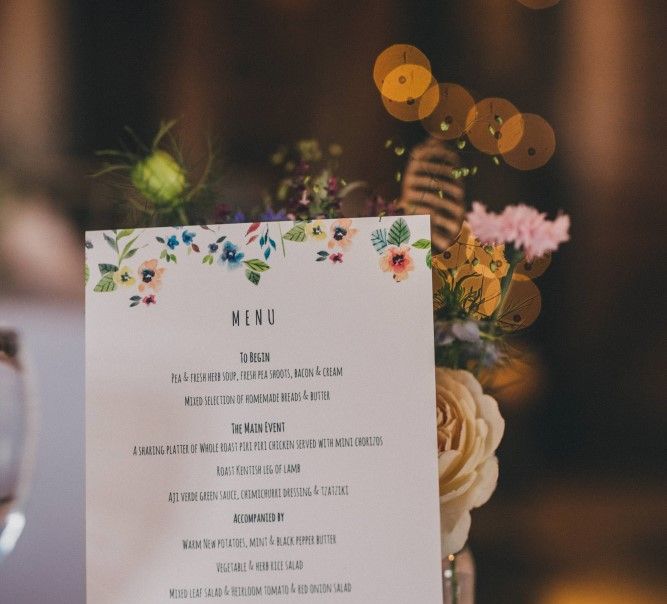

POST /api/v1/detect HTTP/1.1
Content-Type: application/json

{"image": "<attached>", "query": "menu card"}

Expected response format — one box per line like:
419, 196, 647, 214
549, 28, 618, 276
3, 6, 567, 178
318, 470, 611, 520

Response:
85, 216, 442, 603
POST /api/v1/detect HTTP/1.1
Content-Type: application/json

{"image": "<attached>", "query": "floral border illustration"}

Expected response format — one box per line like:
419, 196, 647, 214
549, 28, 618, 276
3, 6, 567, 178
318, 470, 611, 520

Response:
85, 218, 432, 309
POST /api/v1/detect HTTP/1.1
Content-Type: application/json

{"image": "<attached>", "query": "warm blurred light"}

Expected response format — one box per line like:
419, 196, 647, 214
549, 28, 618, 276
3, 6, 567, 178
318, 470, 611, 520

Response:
373, 44, 431, 95
515, 252, 552, 279
498, 274, 542, 331
517, 0, 561, 8
381, 64, 432, 103
499, 113, 556, 170
480, 346, 545, 407
540, 577, 667, 604
420, 83, 476, 141
465, 97, 521, 155
382, 78, 439, 122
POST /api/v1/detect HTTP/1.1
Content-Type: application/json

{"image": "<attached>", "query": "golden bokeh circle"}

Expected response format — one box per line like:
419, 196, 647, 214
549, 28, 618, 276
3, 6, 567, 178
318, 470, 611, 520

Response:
420, 83, 476, 140
381, 64, 433, 103
517, 0, 561, 9
498, 275, 541, 331
515, 252, 551, 279
433, 222, 476, 271
500, 113, 556, 170
465, 97, 521, 155
373, 44, 431, 94
382, 78, 440, 122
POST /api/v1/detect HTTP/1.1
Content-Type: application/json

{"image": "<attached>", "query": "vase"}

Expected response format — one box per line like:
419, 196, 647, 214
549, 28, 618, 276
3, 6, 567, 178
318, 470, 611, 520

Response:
443, 545, 475, 604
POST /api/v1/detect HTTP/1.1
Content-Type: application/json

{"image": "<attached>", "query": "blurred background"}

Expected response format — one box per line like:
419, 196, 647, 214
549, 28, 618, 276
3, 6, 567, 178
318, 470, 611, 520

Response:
0, 1, 665, 602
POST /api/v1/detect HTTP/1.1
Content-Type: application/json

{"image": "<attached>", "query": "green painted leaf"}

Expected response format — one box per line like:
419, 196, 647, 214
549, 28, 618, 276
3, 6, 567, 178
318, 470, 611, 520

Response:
245, 269, 261, 285
124, 248, 138, 259
426, 250, 432, 269
317, 250, 329, 257
85, 263, 90, 284
412, 238, 431, 249
119, 235, 139, 262
160, 249, 167, 259
371, 228, 388, 253
93, 272, 116, 292
207, 255, 214, 265
129, 295, 141, 301
103, 233, 118, 252
387, 218, 410, 247
283, 222, 307, 242
216, 236, 226, 243
170, 254, 177, 263
156, 236, 165, 244
202, 254, 212, 264
243, 259, 270, 272
98, 263, 118, 275
117, 229, 134, 239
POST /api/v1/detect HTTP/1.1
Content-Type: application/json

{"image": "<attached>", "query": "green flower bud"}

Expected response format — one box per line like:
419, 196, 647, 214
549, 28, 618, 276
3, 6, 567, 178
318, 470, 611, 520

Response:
131, 150, 187, 206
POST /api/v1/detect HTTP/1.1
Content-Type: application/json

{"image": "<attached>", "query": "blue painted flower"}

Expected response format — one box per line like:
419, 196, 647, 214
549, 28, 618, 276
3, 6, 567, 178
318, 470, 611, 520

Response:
219, 241, 245, 268
167, 235, 180, 250
208, 242, 219, 253
259, 207, 287, 222
182, 230, 196, 245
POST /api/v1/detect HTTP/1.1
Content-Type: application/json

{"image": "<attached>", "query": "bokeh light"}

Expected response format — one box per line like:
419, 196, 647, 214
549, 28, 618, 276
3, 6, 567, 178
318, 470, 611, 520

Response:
381, 64, 433, 103
420, 83, 476, 140
373, 44, 432, 95
499, 112, 556, 170
465, 97, 522, 155
498, 274, 542, 330
515, 252, 552, 278
382, 78, 439, 122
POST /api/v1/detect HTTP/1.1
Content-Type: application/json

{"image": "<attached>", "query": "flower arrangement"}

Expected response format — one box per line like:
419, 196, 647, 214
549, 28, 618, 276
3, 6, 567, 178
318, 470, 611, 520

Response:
96, 118, 570, 573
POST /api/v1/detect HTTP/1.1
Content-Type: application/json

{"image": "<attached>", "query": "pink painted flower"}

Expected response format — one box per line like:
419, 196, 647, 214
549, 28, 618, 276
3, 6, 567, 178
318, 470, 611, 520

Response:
137, 259, 165, 293
142, 295, 157, 305
327, 218, 358, 250
467, 202, 570, 261
379, 245, 414, 282
329, 252, 343, 264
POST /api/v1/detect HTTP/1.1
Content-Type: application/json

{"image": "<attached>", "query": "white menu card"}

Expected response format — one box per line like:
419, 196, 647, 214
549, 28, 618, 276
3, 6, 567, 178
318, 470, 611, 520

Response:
85, 215, 442, 603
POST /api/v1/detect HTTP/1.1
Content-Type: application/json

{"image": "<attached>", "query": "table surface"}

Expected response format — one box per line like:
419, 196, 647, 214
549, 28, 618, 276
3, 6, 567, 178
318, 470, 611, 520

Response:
0, 300, 85, 604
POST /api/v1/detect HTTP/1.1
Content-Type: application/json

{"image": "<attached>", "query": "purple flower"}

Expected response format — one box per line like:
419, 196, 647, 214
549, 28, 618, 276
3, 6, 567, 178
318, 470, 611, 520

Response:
208, 243, 219, 253
231, 211, 246, 223
259, 207, 287, 222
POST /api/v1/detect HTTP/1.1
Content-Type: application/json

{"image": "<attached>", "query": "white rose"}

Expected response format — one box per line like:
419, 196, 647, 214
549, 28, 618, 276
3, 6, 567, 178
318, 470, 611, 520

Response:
436, 368, 505, 555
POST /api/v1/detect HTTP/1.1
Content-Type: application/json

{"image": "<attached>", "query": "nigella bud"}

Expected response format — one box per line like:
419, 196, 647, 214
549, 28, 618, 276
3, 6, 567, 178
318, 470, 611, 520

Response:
131, 150, 187, 206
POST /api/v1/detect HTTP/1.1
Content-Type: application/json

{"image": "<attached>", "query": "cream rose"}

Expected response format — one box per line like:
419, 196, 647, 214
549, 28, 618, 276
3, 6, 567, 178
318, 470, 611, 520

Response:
436, 368, 505, 555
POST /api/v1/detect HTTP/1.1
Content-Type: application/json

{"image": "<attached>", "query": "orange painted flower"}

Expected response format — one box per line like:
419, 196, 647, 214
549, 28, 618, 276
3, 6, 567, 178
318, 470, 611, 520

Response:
380, 245, 414, 282
137, 259, 165, 293
327, 218, 358, 250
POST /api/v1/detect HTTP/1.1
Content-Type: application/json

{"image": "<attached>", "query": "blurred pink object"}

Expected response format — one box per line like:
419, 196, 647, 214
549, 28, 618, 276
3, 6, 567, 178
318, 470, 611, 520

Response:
467, 201, 570, 260
0, 196, 82, 301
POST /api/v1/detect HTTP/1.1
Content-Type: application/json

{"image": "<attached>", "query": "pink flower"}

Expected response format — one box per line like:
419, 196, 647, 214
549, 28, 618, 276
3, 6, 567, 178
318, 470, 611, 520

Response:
142, 295, 157, 305
467, 202, 570, 261
379, 245, 414, 282
466, 202, 504, 244
329, 252, 343, 264
327, 218, 358, 250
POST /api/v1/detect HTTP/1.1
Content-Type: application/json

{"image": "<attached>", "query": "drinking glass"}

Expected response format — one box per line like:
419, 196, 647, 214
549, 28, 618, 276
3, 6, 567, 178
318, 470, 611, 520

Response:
0, 327, 37, 563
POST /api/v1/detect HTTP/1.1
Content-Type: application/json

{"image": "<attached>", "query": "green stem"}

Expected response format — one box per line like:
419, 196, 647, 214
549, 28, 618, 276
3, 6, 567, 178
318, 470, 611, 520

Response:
451, 554, 459, 604
177, 206, 189, 227
491, 246, 523, 323
278, 222, 286, 257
